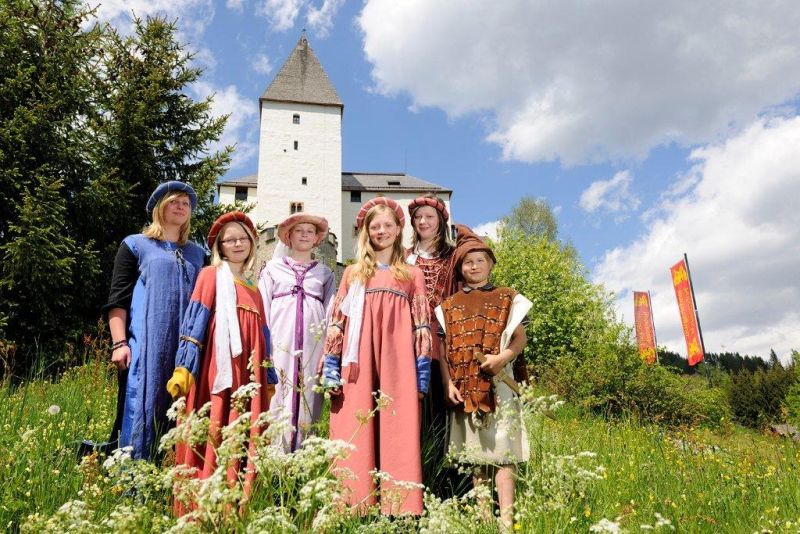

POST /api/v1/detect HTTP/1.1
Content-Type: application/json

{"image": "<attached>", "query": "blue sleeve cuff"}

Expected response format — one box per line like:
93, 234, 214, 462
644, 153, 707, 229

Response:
175, 300, 211, 378
321, 354, 342, 388
266, 365, 279, 385
416, 356, 431, 395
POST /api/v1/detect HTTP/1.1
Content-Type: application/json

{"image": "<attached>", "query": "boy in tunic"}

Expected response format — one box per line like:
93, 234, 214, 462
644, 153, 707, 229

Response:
434, 230, 531, 530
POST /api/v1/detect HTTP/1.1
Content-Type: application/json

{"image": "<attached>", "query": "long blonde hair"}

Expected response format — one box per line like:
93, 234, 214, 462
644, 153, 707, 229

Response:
349, 204, 411, 283
210, 221, 257, 272
143, 191, 192, 245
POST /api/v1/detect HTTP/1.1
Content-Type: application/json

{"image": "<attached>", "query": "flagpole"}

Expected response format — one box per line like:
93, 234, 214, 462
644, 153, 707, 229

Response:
648, 290, 658, 364
683, 253, 710, 387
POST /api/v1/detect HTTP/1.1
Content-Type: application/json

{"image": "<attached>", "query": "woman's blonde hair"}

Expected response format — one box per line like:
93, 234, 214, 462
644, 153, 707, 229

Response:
143, 191, 192, 245
210, 221, 257, 272
349, 204, 411, 284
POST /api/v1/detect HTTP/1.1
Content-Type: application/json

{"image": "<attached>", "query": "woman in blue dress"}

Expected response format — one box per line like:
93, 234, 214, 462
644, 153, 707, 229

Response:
103, 181, 206, 460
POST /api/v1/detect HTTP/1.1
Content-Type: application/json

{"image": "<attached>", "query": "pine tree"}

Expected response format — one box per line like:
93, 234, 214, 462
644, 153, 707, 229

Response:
93, 15, 232, 251
0, 5, 233, 372
0, 0, 105, 369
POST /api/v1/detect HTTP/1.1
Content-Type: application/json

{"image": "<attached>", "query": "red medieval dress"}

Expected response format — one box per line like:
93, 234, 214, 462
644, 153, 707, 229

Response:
173, 265, 273, 515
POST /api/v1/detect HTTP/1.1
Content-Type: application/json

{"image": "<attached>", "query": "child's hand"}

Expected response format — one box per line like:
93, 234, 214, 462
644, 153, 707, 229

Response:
479, 353, 507, 376
112, 345, 131, 370
445, 382, 464, 407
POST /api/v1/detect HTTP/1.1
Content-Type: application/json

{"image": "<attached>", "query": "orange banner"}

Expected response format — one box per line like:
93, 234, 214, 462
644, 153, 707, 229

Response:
670, 259, 704, 366
633, 291, 657, 364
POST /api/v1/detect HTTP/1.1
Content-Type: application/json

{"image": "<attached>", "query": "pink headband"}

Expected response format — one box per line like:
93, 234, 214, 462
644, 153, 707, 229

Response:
355, 197, 405, 229
408, 197, 449, 221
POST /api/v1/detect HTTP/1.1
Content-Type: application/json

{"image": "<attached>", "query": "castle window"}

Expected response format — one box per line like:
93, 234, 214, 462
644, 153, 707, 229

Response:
234, 187, 248, 202
293, 114, 300, 124
387, 180, 401, 186
290, 201, 304, 214
353, 225, 359, 237
294, 140, 299, 150
301, 177, 307, 185
350, 191, 361, 202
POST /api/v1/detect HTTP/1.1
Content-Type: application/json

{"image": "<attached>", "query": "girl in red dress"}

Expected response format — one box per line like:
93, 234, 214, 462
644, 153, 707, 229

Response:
167, 211, 278, 514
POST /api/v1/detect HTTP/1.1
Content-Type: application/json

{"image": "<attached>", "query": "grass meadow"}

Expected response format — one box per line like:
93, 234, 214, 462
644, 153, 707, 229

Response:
2, 355, 799, 533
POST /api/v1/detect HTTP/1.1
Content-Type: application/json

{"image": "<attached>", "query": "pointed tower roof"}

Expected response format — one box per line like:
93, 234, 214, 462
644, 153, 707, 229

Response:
260, 35, 343, 109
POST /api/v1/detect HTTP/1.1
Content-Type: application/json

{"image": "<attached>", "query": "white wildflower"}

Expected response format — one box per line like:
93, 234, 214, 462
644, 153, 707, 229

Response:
589, 517, 624, 533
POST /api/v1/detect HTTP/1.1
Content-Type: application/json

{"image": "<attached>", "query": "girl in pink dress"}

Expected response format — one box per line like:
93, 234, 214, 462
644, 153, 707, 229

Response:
321, 197, 432, 516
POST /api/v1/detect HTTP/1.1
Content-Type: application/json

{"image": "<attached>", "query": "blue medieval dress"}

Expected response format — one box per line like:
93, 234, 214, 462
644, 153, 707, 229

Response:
105, 234, 205, 459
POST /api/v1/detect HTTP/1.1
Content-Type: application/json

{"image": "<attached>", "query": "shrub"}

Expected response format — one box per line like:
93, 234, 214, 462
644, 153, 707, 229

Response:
490, 228, 732, 428
728, 359, 796, 428
490, 229, 624, 370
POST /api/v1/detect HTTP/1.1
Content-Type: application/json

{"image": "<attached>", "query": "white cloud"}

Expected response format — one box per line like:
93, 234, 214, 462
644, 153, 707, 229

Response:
473, 220, 502, 241
579, 171, 640, 214
252, 53, 274, 75
593, 117, 800, 359
256, 0, 304, 31
358, 1, 800, 165
226, 0, 245, 12
193, 82, 259, 169
94, 0, 215, 40
306, 0, 344, 38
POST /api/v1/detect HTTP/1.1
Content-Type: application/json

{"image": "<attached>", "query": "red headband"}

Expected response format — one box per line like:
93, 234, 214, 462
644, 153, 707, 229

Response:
408, 197, 449, 221
207, 211, 257, 248
355, 197, 405, 229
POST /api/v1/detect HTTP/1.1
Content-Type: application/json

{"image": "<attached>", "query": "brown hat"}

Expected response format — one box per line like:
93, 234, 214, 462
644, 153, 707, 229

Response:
453, 224, 497, 273
408, 196, 449, 221
355, 197, 405, 229
277, 213, 328, 247
207, 211, 257, 248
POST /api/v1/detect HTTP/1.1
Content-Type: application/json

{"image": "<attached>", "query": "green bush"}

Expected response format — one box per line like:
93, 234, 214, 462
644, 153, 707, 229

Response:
490, 229, 624, 369
728, 359, 796, 428
490, 228, 728, 428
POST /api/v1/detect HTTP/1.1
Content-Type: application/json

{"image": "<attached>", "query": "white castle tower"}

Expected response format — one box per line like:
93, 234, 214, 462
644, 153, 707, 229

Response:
254, 35, 344, 260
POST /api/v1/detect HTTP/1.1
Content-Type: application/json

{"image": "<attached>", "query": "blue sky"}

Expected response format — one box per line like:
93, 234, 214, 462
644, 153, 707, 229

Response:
95, 0, 800, 360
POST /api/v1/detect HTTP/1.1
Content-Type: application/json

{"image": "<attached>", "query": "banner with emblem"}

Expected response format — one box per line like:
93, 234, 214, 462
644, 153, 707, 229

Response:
670, 257, 705, 366
633, 291, 658, 364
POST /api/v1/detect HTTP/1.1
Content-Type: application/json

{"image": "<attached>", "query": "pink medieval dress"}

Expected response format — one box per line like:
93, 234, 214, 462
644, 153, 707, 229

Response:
324, 264, 432, 515
258, 257, 335, 451
173, 266, 273, 515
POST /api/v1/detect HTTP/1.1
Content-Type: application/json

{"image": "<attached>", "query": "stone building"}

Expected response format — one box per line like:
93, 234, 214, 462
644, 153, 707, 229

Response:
217, 35, 452, 263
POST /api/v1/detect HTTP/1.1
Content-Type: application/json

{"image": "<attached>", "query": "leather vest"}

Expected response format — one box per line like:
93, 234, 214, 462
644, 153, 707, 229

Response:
440, 286, 517, 414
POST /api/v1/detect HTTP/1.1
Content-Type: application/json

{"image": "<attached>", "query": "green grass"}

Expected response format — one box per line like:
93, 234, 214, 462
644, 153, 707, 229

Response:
526, 401, 800, 532
2, 360, 800, 532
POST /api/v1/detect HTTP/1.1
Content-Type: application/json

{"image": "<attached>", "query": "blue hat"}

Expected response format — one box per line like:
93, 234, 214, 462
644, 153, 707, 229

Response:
146, 181, 197, 215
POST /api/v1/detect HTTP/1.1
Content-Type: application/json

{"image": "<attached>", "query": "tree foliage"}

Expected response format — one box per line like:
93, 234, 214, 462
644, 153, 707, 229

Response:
489, 226, 731, 427
0, 2, 231, 373
490, 228, 622, 368
727, 358, 795, 428
503, 196, 558, 241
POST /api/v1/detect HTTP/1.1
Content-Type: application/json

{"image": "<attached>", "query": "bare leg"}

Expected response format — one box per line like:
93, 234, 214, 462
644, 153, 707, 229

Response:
472, 468, 494, 523
495, 465, 516, 530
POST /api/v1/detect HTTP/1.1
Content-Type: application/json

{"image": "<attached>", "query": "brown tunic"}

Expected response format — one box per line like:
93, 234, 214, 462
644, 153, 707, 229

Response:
440, 285, 517, 414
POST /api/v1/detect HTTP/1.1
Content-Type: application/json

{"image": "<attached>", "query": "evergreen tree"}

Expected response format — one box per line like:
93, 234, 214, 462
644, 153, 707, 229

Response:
92, 15, 232, 252
0, 5, 232, 373
0, 0, 105, 369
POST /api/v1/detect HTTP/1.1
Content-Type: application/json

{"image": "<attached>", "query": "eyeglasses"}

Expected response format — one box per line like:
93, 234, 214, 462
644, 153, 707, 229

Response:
220, 237, 249, 246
